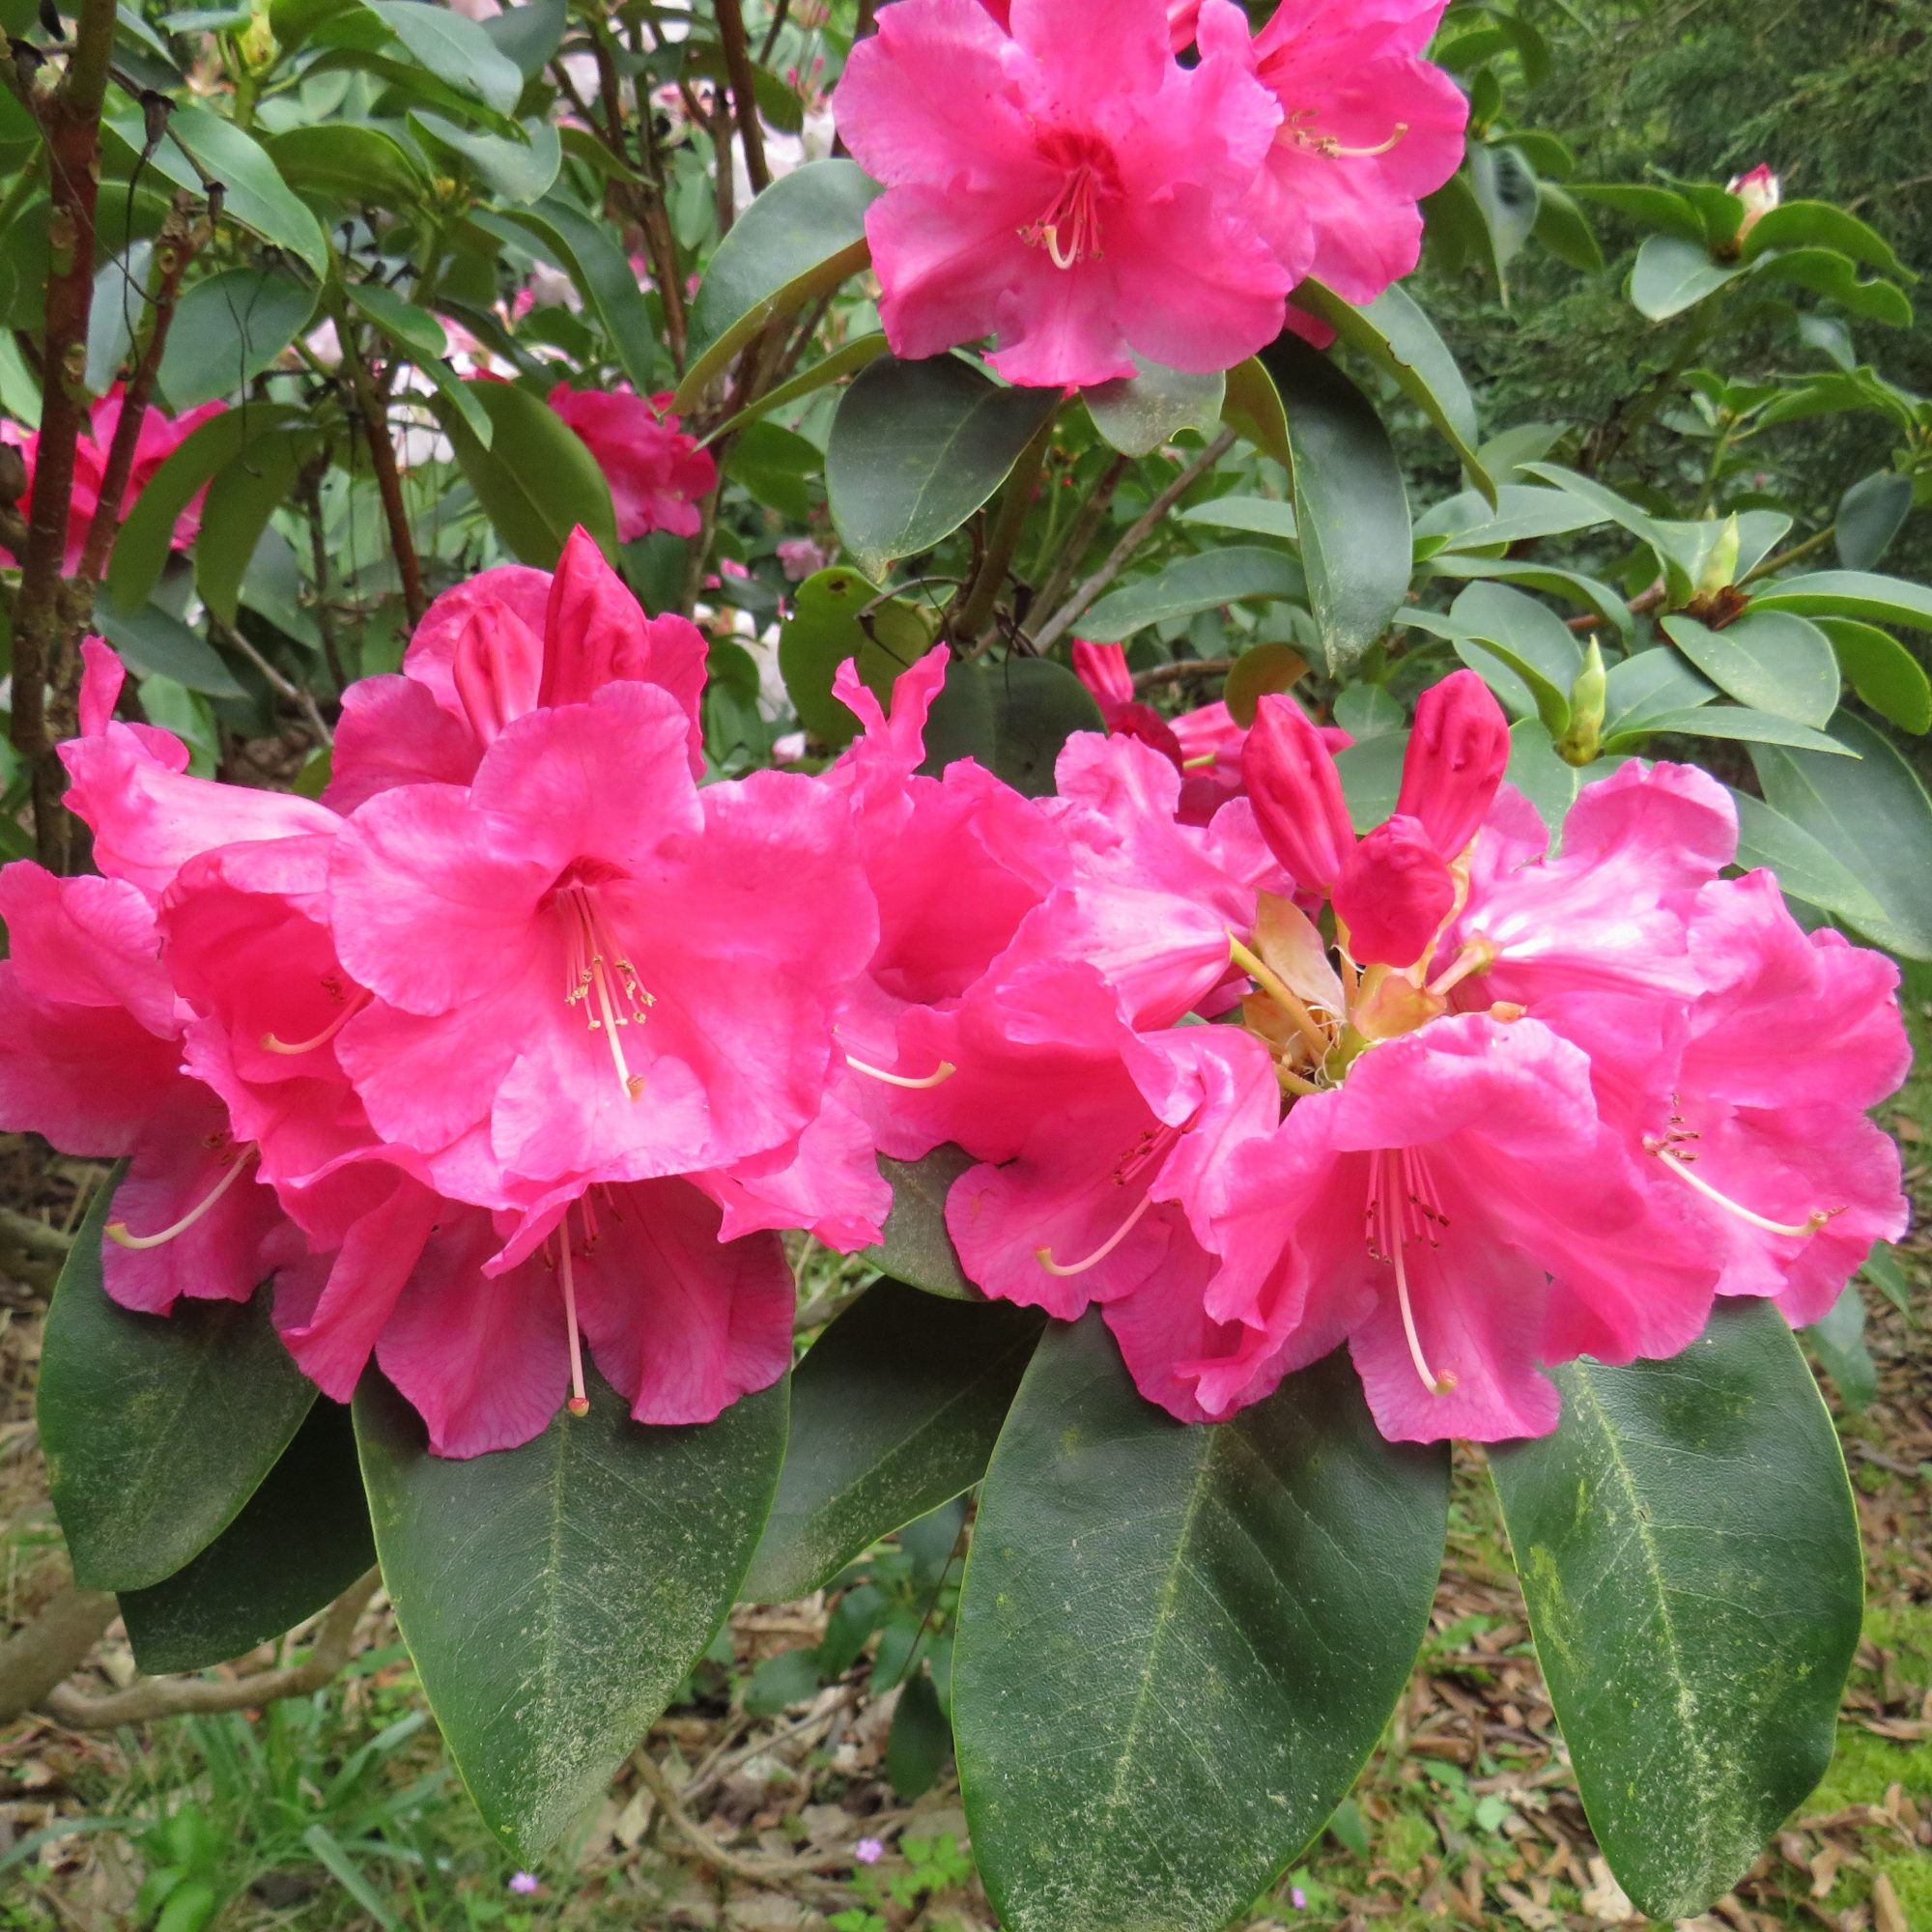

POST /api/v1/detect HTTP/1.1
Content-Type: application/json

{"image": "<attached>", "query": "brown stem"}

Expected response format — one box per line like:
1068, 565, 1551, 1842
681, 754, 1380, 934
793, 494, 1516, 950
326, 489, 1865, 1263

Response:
715, 0, 770, 198
756, 0, 793, 63
297, 459, 349, 693
1028, 452, 1129, 630
710, 89, 736, 236
11, 0, 120, 871
638, 103, 689, 371
39, 1567, 381, 1729
337, 318, 426, 629
0, 1586, 119, 1727
1134, 656, 1235, 691
1032, 429, 1236, 655
951, 410, 1056, 644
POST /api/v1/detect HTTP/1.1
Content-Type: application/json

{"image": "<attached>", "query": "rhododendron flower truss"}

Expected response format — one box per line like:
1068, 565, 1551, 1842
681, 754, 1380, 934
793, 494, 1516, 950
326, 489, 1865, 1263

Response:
832, 0, 1292, 385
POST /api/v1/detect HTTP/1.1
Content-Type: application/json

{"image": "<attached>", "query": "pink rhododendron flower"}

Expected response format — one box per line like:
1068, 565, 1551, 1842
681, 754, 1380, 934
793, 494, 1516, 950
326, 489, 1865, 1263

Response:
328, 528, 710, 810
546, 383, 717, 540
1728, 163, 1781, 237
778, 535, 835, 582
0, 386, 224, 571
834, 0, 1291, 385
981, 0, 1202, 50
1198, 0, 1468, 302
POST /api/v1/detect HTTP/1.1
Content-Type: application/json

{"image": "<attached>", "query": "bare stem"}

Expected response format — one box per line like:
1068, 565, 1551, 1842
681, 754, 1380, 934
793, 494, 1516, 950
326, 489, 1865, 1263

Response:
715, 0, 770, 197
336, 316, 426, 629
0, 1587, 119, 1727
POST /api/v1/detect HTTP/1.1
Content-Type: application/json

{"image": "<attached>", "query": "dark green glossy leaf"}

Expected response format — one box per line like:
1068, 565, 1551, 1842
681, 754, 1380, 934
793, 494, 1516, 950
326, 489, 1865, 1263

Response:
1753, 248, 1914, 327
93, 591, 245, 698
1834, 470, 1914, 572
158, 269, 317, 412
488, 197, 658, 392
436, 380, 619, 567
1751, 566, 1932, 632
1729, 790, 1889, 930
1814, 616, 1931, 733
887, 1665, 950, 1800
1265, 336, 1410, 675
677, 161, 881, 410
955, 1320, 1449, 1932
743, 1281, 1044, 1603
826, 355, 1059, 579
1176, 496, 1297, 542
1751, 711, 1932, 957
120, 1399, 375, 1674
355, 1365, 787, 1858
867, 1147, 979, 1300
1080, 547, 1305, 644
704, 332, 889, 446
1220, 355, 1290, 468
1661, 611, 1839, 728
412, 112, 561, 206
1631, 233, 1745, 320
266, 122, 430, 210
1082, 358, 1225, 461
1569, 182, 1708, 244
1626, 704, 1853, 754
1532, 183, 1605, 274
368, 0, 523, 114
777, 564, 934, 747
36, 1173, 317, 1593
1491, 1300, 1862, 1921
919, 655, 1105, 798
195, 430, 308, 627
1293, 280, 1492, 499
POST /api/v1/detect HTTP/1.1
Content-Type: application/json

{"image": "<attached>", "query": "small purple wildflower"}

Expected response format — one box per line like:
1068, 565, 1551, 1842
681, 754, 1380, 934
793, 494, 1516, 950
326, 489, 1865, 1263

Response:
1291, 1887, 1308, 1910
508, 1871, 540, 1895
854, 1836, 885, 1866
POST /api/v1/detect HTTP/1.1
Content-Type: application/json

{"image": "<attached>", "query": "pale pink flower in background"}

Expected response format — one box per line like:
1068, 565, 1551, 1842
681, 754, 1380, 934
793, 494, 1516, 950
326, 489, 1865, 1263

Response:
834, 0, 1291, 385
778, 535, 835, 581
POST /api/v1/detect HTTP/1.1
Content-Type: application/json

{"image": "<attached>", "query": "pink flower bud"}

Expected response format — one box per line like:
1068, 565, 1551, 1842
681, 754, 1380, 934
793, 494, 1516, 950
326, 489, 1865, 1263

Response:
1332, 815, 1456, 968
1242, 693, 1356, 892
1395, 670, 1511, 862
1727, 164, 1781, 238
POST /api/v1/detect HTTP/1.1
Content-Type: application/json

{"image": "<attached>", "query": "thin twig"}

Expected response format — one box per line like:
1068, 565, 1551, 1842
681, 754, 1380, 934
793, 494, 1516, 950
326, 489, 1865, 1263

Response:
1032, 429, 1236, 654
39, 1567, 381, 1729
212, 617, 333, 746
336, 313, 425, 628
0, 1205, 76, 1259
0, 1586, 118, 1726
1026, 452, 1130, 638
1134, 656, 1235, 691
715, 0, 770, 197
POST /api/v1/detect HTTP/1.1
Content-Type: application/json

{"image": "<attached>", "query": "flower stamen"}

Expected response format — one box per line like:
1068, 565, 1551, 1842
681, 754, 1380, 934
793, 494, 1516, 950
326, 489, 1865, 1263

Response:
560, 885, 651, 1102
1647, 1143, 1836, 1238
559, 1233, 590, 1417
262, 985, 373, 1055
1021, 163, 1106, 269
106, 1143, 259, 1250
843, 1052, 957, 1091
1037, 1189, 1156, 1278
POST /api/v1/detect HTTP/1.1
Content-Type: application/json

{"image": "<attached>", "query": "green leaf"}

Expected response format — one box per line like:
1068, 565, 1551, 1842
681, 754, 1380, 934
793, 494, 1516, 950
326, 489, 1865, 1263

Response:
1752, 248, 1914, 327
1175, 495, 1297, 542
480, 0, 564, 79
1418, 483, 1613, 552
1219, 355, 1290, 469
107, 402, 304, 611
826, 355, 1060, 579
1804, 1284, 1877, 1412
1293, 281, 1493, 499
1814, 616, 1931, 733
1467, 142, 1541, 282
265, 122, 430, 210
1630, 234, 1746, 320
867, 1147, 980, 1300
1333, 681, 1405, 741
195, 430, 307, 627
135, 106, 329, 278
157, 269, 317, 412
1490, 1301, 1862, 1921
1729, 790, 1890, 930
1743, 200, 1913, 278
1445, 581, 1584, 718
1079, 547, 1305, 645
368, 0, 523, 114
954, 1321, 1449, 1932
777, 564, 934, 747
1752, 567, 1932, 632
1603, 646, 1717, 738
1532, 183, 1605, 274
346, 281, 494, 447
93, 592, 246, 698
703, 332, 890, 446
742, 1281, 1044, 1603
412, 111, 561, 205
887, 1665, 950, 1800
487, 197, 658, 392
1661, 611, 1839, 728
1082, 357, 1225, 461
436, 380, 618, 567
1424, 552, 1635, 638
354, 1365, 787, 1858
1834, 469, 1914, 572
919, 655, 1106, 797
1751, 711, 1932, 957
1569, 182, 1708, 244
1264, 336, 1410, 675
1504, 719, 1621, 834
120, 1399, 375, 1674
1619, 705, 1855, 755
36, 1173, 318, 1592
677, 160, 881, 410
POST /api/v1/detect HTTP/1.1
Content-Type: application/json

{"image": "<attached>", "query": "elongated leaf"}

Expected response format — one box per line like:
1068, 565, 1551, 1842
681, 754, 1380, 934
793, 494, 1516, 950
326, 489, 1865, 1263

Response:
1753, 247, 1914, 327
1834, 469, 1914, 572
107, 403, 304, 611
778, 564, 934, 746
1491, 1301, 1862, 1921
1631, 233, 1745, 319
955, 1319, 1449, 1932
1751, 567, 1932, 631
1619, 704, 1855, 755
919, 655, 1105, 797
196, 433, 306, 627
120, 1399, 374, 1674
93, 591, 245, 698
703, 332, 889, 447
489, 196, 658, 393
1751, 711, 1932, 957
1804, 1285, 1877, 1412
36, 1173, 317, 1592
826, 355, 1059, 579
1080, 546, 1304, 644
677, 161, 881, 409
130, 106, 329, 278
1424, 552, 1635, 637
1569, 182, 1708, 243
1743, 200, 1912, 277
1729, 790, 1889, 929
266, 123, 431, 208
1265, 336, 1409, 674
1176, 496, 1297, 541
1661, 611, 1839, 728
743, 1282, 1044, 1602
158, 269, 316, 411
436, 381, 618, 567
1293, 280, 1493, 499
1083, 358, 1225, 460
867, 1147, 979, 1299
355, 1365, 787, 1857
412, 112, 561, 206
1814, 616, 1931, 733
1604, 646, 1717, 737
1220, 355, 1290, 468
347, 281, 494, 445
368, 0, 523, 114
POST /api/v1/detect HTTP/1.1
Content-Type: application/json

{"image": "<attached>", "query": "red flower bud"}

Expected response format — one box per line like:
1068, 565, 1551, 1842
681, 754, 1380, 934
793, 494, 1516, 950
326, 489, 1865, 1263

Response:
1332, 815, 1456, 968
1242, 693, 1356, 892
1396, 669, 1511, 862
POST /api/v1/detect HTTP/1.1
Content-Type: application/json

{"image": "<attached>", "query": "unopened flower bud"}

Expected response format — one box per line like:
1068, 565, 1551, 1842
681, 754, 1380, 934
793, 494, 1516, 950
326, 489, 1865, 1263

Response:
1242, 693, 1356, 893
1726, 164, 1781, 239
1555, 637, 1607, 768
1395, 669, 1511, 862
1696, 514, 1743, 600
1331, 815, 1456, 969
